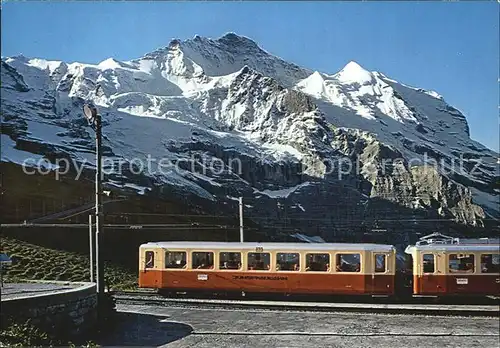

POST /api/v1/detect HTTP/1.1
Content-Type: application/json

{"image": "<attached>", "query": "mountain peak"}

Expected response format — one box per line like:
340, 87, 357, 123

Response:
168, 38, 182, 49
97, 58, 122, 70
311, 71, 325, 80
335, 60, 373, 84
216, 32, 260, 49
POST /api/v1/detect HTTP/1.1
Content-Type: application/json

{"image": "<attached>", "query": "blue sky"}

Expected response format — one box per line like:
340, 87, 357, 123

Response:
2, 1, 499, 151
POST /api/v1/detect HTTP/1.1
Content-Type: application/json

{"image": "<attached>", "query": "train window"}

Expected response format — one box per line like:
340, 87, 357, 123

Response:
336, 254, 360, 272
192, 252, 214, 269
219, 252, 242, 270
449, 254, 474, 273
375, 254, 386, 273
165, 251, 187, 269
145, 251, 154, 269
276, 253, 300, 271
480, 254, 499, 273
423, 254, 434, 273
306, 253, 330, 272
247, 252, 271, 271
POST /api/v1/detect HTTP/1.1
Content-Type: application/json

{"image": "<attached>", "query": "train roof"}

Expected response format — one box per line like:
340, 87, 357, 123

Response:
405, 244, 500, 254
140, 241, 395, 252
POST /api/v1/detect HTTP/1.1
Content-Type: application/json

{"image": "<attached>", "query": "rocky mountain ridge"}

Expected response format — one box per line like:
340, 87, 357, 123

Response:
2, 32, 498, 240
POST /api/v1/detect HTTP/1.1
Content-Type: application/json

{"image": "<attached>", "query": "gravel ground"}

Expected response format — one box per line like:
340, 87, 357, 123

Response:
98, 303, 500, 347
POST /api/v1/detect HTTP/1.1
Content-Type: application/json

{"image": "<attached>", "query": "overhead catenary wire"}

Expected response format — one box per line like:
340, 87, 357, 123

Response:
106, 212, 237, 218
0, 223, 242, 230
99, 212, 499, 223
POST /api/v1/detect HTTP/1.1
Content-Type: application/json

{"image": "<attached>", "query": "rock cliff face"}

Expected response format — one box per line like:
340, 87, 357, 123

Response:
1, 33, 498, 240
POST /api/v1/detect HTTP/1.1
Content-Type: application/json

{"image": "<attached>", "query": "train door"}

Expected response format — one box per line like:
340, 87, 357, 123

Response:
139, 249, 160, 288
419, 253, 437, 294
419, 252, 445, 294
372, 253, 392, 294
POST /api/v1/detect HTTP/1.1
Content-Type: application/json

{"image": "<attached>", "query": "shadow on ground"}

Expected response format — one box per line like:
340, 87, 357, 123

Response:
98, 311, 193, 346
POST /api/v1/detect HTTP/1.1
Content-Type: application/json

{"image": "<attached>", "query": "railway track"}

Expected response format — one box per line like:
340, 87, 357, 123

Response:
111, 290, 500, 317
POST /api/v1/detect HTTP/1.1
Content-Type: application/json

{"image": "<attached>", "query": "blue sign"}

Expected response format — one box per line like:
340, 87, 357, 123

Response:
0, 253, 12, 265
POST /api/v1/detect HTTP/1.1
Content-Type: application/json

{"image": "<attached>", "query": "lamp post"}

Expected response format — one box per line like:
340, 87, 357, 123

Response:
83, 103, 104, 296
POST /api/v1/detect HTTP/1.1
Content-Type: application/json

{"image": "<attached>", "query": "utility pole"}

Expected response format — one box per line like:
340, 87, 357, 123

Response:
239, 197, 244, 242
83, 103, 104, 296
95, 112, 104, 295
89, 214, 94, 283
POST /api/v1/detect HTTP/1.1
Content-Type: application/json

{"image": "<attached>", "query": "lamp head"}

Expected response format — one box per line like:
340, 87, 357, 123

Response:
83, 104, 97, 123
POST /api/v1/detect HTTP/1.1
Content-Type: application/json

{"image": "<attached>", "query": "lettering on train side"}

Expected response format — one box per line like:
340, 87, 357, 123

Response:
232, 275, 288, 281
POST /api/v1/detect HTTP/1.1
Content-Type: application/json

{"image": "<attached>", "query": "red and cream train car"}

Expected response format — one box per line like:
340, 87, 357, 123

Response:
139, 242, 397, 296
405, 242, 500, 296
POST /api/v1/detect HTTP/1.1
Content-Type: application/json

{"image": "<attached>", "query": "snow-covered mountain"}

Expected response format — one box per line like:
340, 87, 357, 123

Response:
2, 33, 498, 239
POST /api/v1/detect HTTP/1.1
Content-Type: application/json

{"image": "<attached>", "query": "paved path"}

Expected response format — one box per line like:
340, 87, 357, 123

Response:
1, 282, 80, 300
98, 303, 500, 347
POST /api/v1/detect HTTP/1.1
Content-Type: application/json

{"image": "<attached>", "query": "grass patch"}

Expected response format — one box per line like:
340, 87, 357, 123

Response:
0, 320, 100, 347
1, 236, 138, 290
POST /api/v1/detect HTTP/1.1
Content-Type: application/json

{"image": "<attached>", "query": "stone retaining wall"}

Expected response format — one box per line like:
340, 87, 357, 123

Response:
0, 282, 97, 339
